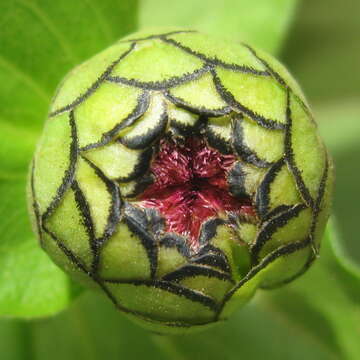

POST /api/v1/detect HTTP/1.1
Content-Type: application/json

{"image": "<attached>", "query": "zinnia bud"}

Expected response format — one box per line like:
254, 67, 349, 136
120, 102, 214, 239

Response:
28, 29, 334, 334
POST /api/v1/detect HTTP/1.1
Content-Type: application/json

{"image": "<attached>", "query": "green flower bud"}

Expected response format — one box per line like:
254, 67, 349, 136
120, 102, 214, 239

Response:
28, 29, 334, 334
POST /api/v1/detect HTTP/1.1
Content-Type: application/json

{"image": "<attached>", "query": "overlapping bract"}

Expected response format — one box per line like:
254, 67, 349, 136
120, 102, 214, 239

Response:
28, 29, 333, 333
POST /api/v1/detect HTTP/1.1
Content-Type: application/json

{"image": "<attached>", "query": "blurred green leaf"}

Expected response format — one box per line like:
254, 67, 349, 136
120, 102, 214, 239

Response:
0, 0, 138, 318
281, 0, 360, 103
0, 319, 32, 360
152, 302, 337, 360
316, 100, 360, 266
139, 0, 298, 54
328, 220, 360, 283
318, 99, 360, 154
0, 292, 168, 360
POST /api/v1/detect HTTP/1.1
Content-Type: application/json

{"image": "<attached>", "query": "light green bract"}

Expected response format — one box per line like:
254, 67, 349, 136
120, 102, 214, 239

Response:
28, 29, 334, 334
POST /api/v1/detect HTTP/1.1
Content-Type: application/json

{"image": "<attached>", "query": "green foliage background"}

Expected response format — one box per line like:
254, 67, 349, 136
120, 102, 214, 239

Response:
0, 0, 359, 359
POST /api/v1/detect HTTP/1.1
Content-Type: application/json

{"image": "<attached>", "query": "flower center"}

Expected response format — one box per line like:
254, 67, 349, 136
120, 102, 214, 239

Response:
138, 137, 254, 248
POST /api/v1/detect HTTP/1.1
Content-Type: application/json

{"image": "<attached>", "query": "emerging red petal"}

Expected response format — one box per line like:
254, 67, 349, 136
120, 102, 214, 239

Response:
138, 137, 254, 248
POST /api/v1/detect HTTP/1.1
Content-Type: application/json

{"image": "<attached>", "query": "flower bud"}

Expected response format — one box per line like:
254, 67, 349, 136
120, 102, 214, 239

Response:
28, 29, 334, 334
